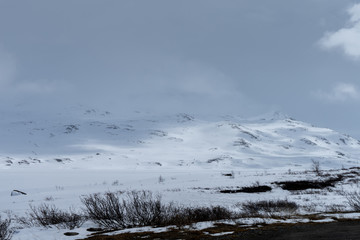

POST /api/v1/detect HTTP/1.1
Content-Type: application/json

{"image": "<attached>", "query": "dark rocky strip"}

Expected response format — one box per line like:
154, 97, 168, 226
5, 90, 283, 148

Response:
81, 219, 360, 240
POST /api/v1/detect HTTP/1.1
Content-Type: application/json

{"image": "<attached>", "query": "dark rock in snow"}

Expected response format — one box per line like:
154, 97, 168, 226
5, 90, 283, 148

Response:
87, 227, 105, 232
64, 232, 79, 236
11, 190, 27, 196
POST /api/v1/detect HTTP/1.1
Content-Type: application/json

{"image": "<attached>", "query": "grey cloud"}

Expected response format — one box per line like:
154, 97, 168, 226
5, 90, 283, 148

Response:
319, 3, 360, 59
0, 47, 16, 88
313, 83, 360, 102
71, 58, 252, 115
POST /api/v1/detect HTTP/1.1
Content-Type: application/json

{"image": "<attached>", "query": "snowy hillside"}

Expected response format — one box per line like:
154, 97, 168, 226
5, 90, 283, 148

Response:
2, 107, 360, 239
1, 107, 359, 170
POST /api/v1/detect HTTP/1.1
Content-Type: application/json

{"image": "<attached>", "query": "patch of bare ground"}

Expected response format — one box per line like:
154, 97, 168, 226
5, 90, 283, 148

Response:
80, 219, 360, 240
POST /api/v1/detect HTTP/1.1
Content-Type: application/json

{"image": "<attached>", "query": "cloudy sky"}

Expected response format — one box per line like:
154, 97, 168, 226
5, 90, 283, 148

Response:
0, 1, 360, 136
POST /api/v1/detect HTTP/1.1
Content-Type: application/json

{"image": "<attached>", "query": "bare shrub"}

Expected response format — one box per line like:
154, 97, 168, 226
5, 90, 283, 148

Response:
241, 199, 298, 218
172, 206, 233, 225
311, 159, 321, 176
188, 206, 232, 222
44, 196, 54, 201
81, 192, 127, 229
82, 191, 235, 229
274, 176, 341, 191
158, 175, 165, 183
124, 191, 164, 226
82, 191, 170, 228
325, 204, 347, 213
220, 184, 271, 194
19, 204, 85, 229
301, 202, 318, 213
346, 191, 360, 211
0, 215, 13, 240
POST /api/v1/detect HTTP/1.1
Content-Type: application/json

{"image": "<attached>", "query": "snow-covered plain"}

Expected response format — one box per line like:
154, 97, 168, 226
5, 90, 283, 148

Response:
1, 107, 360, 239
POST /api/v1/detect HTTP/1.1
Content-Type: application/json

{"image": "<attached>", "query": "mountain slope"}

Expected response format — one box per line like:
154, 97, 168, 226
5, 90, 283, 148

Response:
1, 108, 359, 170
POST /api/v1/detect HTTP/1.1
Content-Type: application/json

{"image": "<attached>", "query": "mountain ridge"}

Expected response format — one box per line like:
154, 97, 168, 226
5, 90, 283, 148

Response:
1, 108, 359, 170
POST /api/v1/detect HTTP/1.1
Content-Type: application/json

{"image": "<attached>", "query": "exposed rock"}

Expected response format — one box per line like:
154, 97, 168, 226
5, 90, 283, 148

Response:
11, 190, 27, 196
64, 232, 79, 236
64, 124, 79, 134
87, 227, 104, 232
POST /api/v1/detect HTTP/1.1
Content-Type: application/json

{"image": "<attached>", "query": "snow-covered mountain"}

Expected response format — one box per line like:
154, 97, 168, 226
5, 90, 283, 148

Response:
2, 107, 360, 240
1, 107, 360, 170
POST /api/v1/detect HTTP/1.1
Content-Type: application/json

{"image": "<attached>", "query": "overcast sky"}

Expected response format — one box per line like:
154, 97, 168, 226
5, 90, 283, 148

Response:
1, 1, 360, 136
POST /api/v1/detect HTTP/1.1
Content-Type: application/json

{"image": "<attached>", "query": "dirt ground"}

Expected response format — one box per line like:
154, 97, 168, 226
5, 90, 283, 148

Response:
81, 219, 360, 240
222, 220, 360, 240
